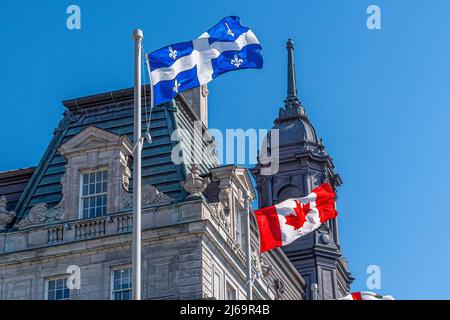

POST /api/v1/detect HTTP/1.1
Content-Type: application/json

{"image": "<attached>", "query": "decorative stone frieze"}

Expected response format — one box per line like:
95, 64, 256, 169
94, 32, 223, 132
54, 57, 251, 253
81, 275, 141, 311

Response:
17, 172, 68, 228
121, 184, 173, 210
18, 203, 64, 228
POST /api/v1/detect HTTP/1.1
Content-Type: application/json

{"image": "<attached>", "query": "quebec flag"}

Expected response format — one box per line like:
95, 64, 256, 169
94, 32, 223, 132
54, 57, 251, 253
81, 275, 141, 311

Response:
146, 16, 263, 106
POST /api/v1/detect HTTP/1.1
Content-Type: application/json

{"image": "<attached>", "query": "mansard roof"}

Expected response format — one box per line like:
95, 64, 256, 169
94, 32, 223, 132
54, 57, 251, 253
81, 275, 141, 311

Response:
12, 87, 218, 221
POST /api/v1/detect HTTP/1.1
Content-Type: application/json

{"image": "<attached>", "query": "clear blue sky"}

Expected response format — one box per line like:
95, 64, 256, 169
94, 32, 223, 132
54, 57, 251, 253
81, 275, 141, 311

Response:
1, 0, 449, 299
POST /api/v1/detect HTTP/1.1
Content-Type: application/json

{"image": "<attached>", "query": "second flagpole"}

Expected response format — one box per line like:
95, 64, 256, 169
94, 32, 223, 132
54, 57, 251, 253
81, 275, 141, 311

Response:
132, 28, 143, 300
244, 190, 253, 300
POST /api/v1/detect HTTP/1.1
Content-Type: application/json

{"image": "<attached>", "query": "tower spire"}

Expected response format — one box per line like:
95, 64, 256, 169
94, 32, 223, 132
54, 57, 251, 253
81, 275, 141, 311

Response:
277, 38, 305, 122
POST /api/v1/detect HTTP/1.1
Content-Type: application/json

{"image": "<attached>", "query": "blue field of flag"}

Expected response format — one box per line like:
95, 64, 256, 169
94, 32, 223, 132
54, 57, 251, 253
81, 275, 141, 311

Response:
146, 16, 263, 106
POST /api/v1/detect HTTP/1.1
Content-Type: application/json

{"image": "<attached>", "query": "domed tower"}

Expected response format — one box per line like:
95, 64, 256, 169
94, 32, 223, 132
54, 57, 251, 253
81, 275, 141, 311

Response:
251, 39, 352, 300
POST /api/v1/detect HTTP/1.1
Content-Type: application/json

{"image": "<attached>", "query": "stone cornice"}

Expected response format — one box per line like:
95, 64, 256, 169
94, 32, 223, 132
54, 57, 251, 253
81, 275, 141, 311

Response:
0, 167, 35, 183
63, 87, 142, 112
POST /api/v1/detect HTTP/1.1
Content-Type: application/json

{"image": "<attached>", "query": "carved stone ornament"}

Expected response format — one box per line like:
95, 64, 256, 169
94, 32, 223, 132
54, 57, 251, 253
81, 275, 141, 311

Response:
320, 233, 331, 244
273, 278, 285, 299
252, 250, 272, 279
252, 250, 263, 278
181, 164, 210, 199
142, 185, 173, 205
18, 203, 64, 227
209, 202, 230, 231
218, 184, 231, 213
260, 259, 273, 277
121, 184, 174, 210
121, 162, 131, 191
201, 84, 209, 97
311, 283, 319, 300
18, 173, 67, 228
0, 196, 16, 230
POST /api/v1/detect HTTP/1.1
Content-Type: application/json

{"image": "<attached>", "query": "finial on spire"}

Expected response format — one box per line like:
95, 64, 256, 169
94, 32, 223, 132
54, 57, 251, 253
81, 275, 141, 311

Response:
286, 38, 297, 99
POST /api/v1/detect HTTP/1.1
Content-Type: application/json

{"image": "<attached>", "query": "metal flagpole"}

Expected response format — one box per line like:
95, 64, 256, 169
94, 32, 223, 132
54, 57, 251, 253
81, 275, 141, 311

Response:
132, 28, 143, 300
244, 190, 253, 300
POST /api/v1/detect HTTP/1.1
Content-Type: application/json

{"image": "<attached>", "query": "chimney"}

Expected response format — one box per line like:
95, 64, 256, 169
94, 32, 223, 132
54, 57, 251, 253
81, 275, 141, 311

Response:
183, 84, 209, 127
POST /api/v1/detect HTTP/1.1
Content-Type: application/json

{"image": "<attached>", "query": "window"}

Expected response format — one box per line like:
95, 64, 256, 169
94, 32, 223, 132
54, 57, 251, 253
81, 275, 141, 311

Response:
111, 266, 132, 300
235, 210, 243, 248
226, 282, 237, 300
278, 185, 300, 203
213, 271, 221, 300
46, 277, 70, 300
80, 169, 108, 219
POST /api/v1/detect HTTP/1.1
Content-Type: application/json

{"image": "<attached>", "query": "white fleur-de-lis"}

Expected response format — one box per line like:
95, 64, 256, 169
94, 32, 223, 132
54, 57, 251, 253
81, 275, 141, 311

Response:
168, 46, 177, 60
225, 22, 234, 37
173, 79, 181, 93
231, 54, 243, 68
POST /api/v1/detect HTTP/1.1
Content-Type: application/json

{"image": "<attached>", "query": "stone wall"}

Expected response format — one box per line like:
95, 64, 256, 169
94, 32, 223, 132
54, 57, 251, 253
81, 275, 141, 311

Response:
0, 198, 304, 300
0, 221, 205, 300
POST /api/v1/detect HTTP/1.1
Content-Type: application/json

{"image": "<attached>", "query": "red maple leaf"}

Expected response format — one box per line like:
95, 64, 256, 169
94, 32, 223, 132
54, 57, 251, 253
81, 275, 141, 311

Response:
285, 201, 310, 230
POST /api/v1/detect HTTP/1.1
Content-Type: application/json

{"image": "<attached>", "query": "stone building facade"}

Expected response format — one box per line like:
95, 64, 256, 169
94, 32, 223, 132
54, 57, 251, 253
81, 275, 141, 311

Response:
0, 40, 350, 300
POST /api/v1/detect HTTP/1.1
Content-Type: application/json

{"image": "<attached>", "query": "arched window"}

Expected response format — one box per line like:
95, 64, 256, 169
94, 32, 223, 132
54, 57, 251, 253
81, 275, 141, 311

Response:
277, 185, 300, 202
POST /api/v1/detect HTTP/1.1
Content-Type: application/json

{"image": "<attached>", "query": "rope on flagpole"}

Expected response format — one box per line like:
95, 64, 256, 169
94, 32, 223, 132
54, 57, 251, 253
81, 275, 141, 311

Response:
142, 45, 154, 145
142, 48, 149, 127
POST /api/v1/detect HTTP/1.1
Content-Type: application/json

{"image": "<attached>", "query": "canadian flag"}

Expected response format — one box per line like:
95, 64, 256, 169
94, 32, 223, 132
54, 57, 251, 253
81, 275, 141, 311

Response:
340, 292, 395, 300
254, 183, 337, 253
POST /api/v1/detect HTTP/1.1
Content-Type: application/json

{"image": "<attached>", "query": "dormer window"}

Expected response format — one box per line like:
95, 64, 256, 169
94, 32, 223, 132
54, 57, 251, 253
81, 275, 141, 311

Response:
56, 126, 133, 222
80, 169, 108, 219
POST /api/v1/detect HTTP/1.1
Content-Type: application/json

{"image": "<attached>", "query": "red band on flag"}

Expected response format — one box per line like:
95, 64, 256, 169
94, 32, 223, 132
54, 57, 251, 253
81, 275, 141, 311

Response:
351, 292, 363, 300
314, 183, 338, 222
254, 205, 282, 252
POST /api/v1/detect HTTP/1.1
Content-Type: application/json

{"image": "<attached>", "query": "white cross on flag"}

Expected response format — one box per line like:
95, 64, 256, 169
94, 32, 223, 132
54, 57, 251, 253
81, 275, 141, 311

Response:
254, 183, 338, 253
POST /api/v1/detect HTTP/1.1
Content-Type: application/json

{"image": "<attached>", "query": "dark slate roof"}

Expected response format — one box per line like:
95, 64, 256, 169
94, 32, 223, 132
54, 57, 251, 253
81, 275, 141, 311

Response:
0, 167, 35, 212
273, 117, 318, 146
14, 86, 217, 220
